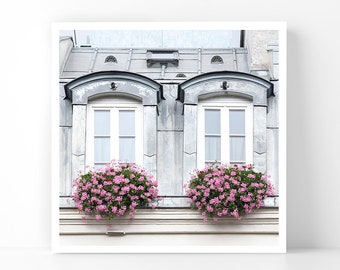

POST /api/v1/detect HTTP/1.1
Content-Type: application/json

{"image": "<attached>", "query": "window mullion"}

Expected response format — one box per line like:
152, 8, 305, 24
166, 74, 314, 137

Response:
112, 108, 119, 161
221, 107, 229, 164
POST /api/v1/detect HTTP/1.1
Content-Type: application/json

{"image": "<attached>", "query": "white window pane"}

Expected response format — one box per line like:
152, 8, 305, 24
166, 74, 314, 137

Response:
229, 110, 245, 134
94, 163, 107, 170
205, 136, 221, 161
94, 138, 110, 162
94, 110, 110, 135
119, 110, 135, 135
205, 109, 220, 134
230, 137, 245, 162
119, 137, 135, 162
205, 161, 221, 167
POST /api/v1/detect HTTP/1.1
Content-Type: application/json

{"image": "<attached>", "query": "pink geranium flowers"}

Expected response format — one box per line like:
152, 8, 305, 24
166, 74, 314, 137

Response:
185, 164, 275, 221
72, 160, 159, 220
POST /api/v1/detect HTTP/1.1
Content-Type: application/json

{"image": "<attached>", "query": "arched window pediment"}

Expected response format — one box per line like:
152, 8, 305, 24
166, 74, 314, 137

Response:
64, 71, 164, 106
177, 71, 274, 106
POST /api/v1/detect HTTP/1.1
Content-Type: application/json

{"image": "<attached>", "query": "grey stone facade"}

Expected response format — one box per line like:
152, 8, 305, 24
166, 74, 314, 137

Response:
59, 31, 280, 207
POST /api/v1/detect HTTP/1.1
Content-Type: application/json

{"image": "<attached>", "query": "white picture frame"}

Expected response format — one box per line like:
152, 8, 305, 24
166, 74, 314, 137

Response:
52, 21, 286, 253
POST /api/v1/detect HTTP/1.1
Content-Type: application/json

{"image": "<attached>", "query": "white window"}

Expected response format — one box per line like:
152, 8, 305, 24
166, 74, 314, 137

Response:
197, 98, 253, 168
86, 101, 143, 168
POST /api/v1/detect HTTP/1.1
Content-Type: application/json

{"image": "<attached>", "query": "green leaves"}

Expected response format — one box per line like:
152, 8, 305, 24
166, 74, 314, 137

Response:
185, 164, 274, 221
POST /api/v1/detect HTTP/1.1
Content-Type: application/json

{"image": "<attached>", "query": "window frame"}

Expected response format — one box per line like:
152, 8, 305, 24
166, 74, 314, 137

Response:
197, 98, 253, 168
86, 102, 143, 167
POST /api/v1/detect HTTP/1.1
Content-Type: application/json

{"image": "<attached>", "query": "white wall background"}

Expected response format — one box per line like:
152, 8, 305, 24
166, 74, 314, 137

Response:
0, 0, 339, 269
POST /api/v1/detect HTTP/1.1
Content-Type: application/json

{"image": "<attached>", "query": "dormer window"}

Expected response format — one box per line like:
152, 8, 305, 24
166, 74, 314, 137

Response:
176, 73, 186, 78
104, 55, 118, 63
211, 55, 224, 64
146, 50, 179, 67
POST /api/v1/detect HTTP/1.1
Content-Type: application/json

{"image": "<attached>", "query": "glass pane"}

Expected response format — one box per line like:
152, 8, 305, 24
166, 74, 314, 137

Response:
230, 137, 245, 162
119, 137, 135, 162
94, 137, 110, 162
94, 163, 107, 170
229, 110, 245, 134
119, 110, 135, 135
205, 109, 220, 134
205, 136, 221, 161
94, 110, 110, 136
205, 161, 221, 167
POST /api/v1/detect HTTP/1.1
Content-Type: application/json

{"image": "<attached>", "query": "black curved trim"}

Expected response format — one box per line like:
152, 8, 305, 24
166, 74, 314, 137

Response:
177, 70, 274, 103
64, 70, 165, 102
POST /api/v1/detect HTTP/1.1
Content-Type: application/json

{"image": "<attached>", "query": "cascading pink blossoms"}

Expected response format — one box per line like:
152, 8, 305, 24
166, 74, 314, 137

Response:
72, 160, 159, 220
185, 164, 275, 222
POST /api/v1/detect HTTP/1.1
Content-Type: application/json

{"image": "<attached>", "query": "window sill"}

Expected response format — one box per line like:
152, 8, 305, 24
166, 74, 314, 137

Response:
155, 195, 279, 208
60, 195, 279, 208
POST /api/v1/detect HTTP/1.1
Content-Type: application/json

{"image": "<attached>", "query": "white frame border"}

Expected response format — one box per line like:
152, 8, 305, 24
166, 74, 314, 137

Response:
197, 101, 253, 167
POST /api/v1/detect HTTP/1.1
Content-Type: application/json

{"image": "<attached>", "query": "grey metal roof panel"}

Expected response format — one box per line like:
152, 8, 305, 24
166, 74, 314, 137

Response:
64, 52, 93, 72
60, 47, 250, 80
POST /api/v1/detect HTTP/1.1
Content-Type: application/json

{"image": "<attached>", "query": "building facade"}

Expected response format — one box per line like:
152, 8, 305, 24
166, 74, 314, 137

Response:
58, 30, 280, 248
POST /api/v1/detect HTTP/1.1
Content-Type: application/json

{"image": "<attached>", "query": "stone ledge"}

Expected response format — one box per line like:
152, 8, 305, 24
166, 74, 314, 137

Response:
60, 196, 279, 208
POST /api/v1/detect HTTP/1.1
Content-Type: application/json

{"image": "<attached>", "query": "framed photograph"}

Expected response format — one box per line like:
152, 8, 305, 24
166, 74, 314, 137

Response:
51, 22, 286, 253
